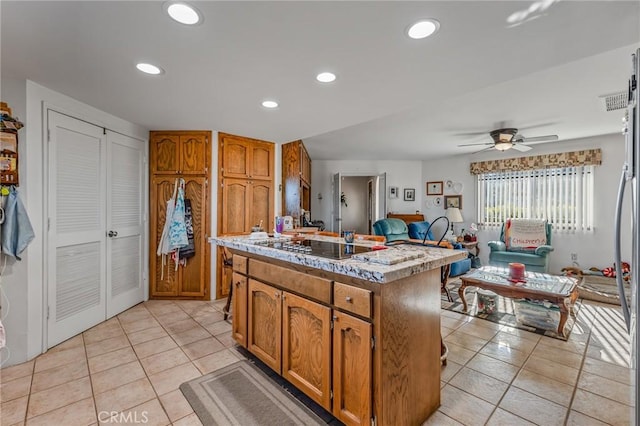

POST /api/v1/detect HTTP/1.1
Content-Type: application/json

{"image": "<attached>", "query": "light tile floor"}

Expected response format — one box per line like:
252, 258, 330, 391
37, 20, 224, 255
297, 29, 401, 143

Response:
0, 298, 634, 425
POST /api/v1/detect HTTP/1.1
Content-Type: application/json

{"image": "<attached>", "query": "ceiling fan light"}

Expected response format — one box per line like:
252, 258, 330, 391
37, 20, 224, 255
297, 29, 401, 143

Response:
498, 132, 514, 142
495, 141, 512, 151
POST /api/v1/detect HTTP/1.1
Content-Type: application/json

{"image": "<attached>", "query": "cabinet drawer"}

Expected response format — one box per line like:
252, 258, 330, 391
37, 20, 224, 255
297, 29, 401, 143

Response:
249, 260, 331, 304
333, 282, 372, 318
233, 255, 247, 274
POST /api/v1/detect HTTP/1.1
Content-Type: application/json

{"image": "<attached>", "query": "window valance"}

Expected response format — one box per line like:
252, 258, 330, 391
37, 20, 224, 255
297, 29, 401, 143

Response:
469, 149, 602, 175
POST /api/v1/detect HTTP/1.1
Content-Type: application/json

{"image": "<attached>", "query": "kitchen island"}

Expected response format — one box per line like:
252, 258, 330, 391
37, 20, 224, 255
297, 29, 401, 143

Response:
210, 234, 466, 426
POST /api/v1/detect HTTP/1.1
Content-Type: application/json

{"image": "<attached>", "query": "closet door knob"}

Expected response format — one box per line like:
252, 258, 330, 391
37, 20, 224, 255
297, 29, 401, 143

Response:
108, 230, 118, 237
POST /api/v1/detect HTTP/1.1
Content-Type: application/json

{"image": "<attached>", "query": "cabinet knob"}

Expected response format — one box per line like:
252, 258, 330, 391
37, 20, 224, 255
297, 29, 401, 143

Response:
107, 230, 118, 237
345, 296, 352, 303
332, 315, 338, 321
235, 281, 240, 287
275, 291, 279, 297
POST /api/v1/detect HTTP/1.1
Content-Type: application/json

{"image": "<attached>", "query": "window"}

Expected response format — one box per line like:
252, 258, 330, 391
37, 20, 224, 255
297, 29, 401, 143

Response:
476, 165, 594, 231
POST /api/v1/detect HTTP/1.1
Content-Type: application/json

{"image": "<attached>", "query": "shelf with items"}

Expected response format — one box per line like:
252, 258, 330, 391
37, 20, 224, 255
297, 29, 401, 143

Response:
0, 102, 23, 186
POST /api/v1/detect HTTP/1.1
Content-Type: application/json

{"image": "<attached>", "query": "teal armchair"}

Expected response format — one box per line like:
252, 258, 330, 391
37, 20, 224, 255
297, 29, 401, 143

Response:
488, 221, 554, 272
372, 218, 410, 244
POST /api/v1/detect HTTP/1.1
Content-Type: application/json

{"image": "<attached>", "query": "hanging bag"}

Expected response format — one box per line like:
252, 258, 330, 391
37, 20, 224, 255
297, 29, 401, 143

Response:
180, 199, 196, 259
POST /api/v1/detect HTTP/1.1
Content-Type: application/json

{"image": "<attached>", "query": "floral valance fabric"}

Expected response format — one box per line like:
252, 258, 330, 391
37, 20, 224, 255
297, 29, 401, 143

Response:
469, 149, 602, 175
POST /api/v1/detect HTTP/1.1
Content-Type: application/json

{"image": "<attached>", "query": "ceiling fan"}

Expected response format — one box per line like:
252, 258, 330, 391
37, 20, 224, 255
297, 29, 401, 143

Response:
458, 128, 559, 153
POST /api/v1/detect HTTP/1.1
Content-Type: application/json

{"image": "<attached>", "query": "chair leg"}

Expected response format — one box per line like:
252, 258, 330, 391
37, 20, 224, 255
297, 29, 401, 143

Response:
223, 281, 233, 321
441, 336, 448, 365
440, 265, 453, 302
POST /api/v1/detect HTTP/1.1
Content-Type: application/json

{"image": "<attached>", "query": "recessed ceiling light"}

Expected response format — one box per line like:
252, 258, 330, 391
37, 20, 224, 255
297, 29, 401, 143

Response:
407, 19, 440, 39
262, 100, 279, 109
316, 72, 337, 83
165, 2, 202, 25
136, 63, 163, 75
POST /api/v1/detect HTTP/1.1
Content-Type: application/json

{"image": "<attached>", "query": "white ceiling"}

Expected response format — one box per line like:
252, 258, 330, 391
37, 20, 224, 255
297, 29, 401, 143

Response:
2, 1, 639, 160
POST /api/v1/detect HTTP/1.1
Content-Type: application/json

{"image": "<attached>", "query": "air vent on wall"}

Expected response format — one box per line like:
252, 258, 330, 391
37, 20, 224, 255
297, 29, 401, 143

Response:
599, 91, 627, 112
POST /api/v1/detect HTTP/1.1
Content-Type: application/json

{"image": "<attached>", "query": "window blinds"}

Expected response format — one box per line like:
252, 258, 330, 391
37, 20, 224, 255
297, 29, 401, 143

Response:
476, 165, 594, 232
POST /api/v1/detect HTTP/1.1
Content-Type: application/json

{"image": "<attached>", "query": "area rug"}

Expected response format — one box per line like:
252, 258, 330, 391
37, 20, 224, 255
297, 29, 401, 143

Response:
180, 360, 325, 426
442, 278, 582, 341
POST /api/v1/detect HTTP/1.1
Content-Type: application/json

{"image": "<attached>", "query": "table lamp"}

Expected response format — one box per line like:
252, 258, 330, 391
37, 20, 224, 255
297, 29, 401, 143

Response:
445, 207, 464, 239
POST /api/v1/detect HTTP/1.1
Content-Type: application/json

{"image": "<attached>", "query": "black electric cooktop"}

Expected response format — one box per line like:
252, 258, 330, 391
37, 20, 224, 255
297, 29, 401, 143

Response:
257, 239, 372, 260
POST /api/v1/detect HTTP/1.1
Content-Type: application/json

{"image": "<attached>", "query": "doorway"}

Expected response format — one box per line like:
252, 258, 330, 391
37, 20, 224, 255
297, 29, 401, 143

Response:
332, 173, 386, 234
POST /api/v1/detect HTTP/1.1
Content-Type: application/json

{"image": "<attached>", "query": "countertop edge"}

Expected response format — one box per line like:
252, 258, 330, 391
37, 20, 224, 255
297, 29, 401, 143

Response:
210, 235, 467, 283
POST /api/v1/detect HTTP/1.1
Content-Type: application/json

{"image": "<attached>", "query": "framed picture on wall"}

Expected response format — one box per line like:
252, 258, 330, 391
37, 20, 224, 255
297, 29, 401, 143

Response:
444, 195, 462, 209
389, 186, 399, 198
426, 181, 443, 195
404, 188, 415, 201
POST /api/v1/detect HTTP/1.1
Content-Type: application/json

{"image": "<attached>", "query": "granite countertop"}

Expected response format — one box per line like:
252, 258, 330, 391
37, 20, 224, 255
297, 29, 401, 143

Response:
209, 234, 467, 283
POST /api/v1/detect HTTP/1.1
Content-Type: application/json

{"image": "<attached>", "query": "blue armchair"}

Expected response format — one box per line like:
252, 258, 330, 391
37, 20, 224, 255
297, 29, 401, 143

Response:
372, 218, 410, 244
488, 221, 554, 272
408, 221, 472, 278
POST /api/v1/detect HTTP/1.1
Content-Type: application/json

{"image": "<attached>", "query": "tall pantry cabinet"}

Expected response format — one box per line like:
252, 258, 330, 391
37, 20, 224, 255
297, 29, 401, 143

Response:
282, 140, 311, 222
216, 132, 275, 299
149, 131, 211, 299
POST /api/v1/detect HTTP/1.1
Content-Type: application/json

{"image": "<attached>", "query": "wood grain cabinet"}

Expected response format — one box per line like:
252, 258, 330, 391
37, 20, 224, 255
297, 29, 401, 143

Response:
231, 272, 248, 347
217, 133, 275, 300
149, 131, 211, 300
282, 292, 332, 410
219, 132, 274, 181
248, 279, 282, 373
220, 177, 274, 235
150, 131, 208, 175
282, 140, 312, 221
332, 311, 372, 426
233, 259, 372, 425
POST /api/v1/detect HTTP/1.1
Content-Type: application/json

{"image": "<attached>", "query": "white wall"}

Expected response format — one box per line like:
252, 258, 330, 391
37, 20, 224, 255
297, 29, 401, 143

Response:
421, 134, 628, 274
0, 77, 29, 366
311, 160, 423, 231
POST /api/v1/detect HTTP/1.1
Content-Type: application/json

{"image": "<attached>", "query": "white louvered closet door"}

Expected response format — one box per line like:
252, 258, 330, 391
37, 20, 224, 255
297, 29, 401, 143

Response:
106, 131, 145, 318
47, 111, 107, 347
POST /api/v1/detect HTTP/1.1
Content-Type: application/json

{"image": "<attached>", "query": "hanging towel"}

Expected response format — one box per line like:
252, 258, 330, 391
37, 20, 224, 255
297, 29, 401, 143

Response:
168, 179, 188, 251
1, 186, 35, 260
156, 179, 179, 257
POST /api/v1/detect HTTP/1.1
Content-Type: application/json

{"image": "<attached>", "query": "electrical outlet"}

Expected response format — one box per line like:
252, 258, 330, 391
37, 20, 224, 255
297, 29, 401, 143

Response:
571, 253, 578, 262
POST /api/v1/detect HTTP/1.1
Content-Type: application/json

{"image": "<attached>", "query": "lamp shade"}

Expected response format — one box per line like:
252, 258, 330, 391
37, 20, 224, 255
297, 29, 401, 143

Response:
445, 207, 463, 223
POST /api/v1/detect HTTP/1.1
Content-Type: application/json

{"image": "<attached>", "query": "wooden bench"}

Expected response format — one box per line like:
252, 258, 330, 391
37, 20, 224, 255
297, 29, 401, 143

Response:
386, 213, 424, 224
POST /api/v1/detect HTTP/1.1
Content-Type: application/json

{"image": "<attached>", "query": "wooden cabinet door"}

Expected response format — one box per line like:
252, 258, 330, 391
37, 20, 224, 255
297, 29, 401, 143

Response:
180, 134, 208, 175
300, 143, 311, 185
150, 176, 179, 296
220, 178, 251, 234
150, 133, 180, 174
232, 272, 248, 347
332, 311, 372, 426
179, 177, 208, 297
220, 135, 250, 178
282, 292, 331, 410
248, 279, 282, 373
250, 180, 274, 234
250, 142, 274, 181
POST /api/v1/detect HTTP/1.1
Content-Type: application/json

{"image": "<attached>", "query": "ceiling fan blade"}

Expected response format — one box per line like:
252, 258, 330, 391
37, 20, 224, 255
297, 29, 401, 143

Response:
472, 146, 495, 155
457, 142, 493, 147
452, 131, 489, 137
523, 135, 558, 143
512, 143, 533, 152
